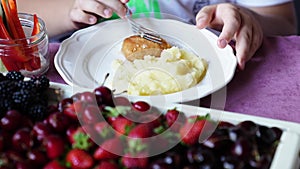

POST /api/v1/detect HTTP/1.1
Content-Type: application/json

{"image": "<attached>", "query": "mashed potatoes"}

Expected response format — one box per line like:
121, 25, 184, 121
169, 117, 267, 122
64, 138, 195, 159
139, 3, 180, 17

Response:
111, 46, 208, 95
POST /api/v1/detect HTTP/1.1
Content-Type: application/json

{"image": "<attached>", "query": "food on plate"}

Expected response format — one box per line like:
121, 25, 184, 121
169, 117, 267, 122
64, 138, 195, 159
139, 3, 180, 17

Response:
121, 35, 171, 61
0, 71, 282, 169
112, 46, 208, 95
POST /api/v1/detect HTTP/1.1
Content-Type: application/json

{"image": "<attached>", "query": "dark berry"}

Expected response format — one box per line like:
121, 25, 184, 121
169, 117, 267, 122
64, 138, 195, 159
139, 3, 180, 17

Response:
0, 99, 15, 114
12, 89, 32, 106
30, 75, 50, 91
16, 81, 35, 91
28, 104, 48, 121
0, 73, 7, 81
0, 80, 17, 98
5, 71, 24, 81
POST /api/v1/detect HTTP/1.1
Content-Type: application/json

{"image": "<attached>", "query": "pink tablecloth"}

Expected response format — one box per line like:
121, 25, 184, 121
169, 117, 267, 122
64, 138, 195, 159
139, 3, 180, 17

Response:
46, 36, 300, 124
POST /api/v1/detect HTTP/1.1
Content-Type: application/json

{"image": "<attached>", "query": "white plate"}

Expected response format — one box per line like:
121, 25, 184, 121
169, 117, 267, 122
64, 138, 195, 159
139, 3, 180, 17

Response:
54, 18, 237, 103
50, 82, 300, 169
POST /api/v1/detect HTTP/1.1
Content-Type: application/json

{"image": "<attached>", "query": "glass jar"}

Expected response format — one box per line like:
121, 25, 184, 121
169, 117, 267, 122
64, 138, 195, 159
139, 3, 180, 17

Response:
0, 13, 49, 76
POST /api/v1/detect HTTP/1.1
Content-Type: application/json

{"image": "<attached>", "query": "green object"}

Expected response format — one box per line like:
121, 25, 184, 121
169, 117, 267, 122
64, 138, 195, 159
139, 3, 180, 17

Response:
127, 0, 162, 19
0, 59, 7, 73
97, 13, 120, 23
97, 0, 162, 23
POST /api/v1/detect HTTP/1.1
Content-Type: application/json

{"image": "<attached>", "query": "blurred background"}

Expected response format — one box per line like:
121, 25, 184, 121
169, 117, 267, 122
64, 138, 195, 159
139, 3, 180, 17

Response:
295, 0, 300, 35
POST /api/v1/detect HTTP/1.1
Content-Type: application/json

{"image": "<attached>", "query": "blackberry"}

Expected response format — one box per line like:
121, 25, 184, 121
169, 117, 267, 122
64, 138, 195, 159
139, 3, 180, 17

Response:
16, 80, 35, 91
31, 92, 48, 107
28, 104, 48, 121
0, 99, 15, 116
30, 75, 50, 91
5, 71, 24, 81
0, 80, 17, 98
12, 89, 32, 106
0, 73, 7, 82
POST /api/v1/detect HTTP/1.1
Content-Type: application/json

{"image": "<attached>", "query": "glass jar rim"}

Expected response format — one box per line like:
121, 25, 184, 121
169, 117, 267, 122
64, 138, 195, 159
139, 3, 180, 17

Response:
0, 12, 47, 43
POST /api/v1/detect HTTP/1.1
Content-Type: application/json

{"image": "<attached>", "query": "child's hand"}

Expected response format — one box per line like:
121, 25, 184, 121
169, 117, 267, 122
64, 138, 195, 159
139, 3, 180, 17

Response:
69, 0, 129, 26
195, 3, 263, 70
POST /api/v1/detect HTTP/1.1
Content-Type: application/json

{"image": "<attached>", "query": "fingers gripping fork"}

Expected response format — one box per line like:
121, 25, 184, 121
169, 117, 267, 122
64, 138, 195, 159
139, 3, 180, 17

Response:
125, 7, 162, 44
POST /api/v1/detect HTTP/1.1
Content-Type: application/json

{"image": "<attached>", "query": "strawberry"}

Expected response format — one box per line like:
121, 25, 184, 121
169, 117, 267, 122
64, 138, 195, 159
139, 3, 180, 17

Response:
179, 116, 209, 145
66, 149, 94, 169
138, 113, 163, 129
44, 134, 66, 159
94, 161, 120, 169
127, 124, 155, 155
43, 160, 67, 169
93, 137, 123, 160
165, 109, 186, 132
94, 121, 114, 140
128, 123, 154, 138
69, 126, 94, 150
111, 116, 134, 135
121, 152, 148, 169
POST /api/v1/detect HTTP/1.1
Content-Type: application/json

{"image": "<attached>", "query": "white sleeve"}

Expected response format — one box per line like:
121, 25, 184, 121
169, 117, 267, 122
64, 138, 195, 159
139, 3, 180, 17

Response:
236, 0, 293, 7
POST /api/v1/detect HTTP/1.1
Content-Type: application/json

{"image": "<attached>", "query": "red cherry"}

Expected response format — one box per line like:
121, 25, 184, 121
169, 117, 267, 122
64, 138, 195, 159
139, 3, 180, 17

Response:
81, 104, 103, 125
12, 128, 33, 152
21, 116, 33, 129
27, 149, 48, 166
15, 161, 32, 169
57, 98, 73, 112
45, 135, 66, 159
48, 112, 71, 133
94, 86, 114, 106
32, 122, 53, 142
0, 110, 22, 131
0, 134, 4, 152
6, 149, 25, 163
63, 105, 78, 120
95, 161, 120, 169
79, 91, 97, 103
132, 101, 150, 112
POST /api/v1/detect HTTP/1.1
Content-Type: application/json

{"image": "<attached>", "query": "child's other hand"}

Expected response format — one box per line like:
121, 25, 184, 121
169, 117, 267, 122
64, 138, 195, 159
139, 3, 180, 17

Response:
195, 3, 263, 70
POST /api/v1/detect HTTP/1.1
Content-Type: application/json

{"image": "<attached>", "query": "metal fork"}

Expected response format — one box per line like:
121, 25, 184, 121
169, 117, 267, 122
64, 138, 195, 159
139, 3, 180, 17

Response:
125, 7, 162, 44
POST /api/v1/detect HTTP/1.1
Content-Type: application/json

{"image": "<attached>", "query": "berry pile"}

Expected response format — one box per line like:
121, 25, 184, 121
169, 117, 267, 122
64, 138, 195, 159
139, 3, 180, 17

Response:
0, 71, 50, 120
0, 76, 282, 169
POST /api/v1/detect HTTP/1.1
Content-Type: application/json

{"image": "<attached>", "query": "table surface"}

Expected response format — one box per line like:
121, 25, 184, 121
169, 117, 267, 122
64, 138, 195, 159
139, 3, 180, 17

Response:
47, 35, 300, 124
